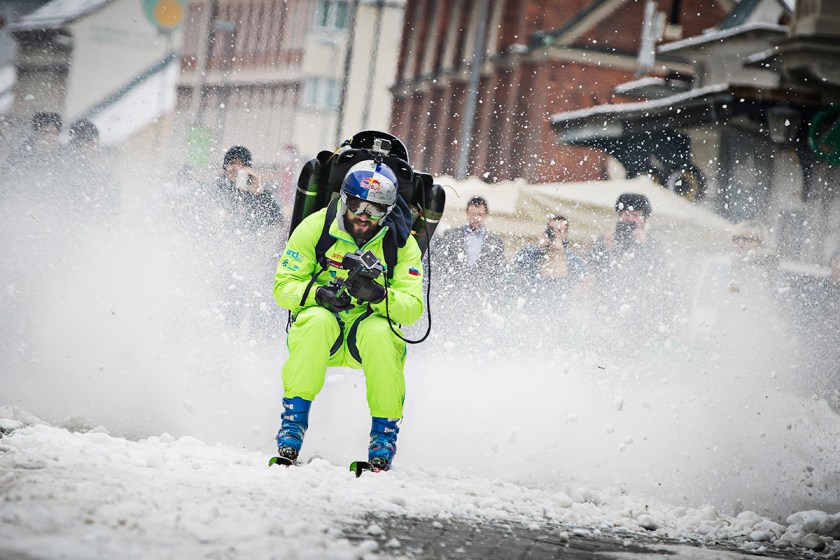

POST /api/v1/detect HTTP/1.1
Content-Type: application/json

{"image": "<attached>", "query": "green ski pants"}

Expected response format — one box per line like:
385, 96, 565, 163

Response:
282, 306, 407, 418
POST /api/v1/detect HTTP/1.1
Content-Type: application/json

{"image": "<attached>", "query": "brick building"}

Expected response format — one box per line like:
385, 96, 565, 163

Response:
390, 0, 730, 184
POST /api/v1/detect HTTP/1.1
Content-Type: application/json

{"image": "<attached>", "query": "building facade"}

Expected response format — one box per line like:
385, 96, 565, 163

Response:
390, 0, 730, 183
173, 0, 405, 198
4, 0, 182, 147
552, 0, 840, 265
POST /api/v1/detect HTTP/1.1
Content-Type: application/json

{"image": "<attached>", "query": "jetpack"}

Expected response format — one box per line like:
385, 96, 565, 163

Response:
287, 131, 445, 343
288, 130, 446, 257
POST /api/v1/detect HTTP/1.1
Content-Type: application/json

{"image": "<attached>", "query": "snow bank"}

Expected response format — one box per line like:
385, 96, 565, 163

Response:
0, 407, 837, 558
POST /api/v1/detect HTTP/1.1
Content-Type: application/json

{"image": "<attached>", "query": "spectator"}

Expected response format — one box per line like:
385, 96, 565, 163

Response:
727, 220, 779, 293
829, 249, 840, 290
508, 214, 587, 344
514, 214, 585, 283
1, 112, 63, 197
435, 196, 505, 291
213, 145, 283, 232
688, 219, 796, 378
69, 118, 100, 153
205, 146, 284, 337
63, 118, 120, 217
583, 193, 673, 353
27, 112, 62, 164
588, 193, 667, 296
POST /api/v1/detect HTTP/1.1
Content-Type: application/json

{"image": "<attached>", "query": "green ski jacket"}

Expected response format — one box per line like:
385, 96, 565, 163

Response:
274, 205, 424, 325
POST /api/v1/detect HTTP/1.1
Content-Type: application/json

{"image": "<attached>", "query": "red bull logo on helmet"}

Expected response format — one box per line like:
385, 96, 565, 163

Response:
362, 176, 382, 192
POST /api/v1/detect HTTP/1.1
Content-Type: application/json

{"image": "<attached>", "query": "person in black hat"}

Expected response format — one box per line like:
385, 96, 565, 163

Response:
213, 145, 282, 231
612, 192, 653, 249
207, 145, 283, 335
591, 192, 660, 265
584, 192, 671, 345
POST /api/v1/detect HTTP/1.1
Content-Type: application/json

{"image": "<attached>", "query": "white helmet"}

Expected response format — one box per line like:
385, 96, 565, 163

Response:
340, 160, 398, 215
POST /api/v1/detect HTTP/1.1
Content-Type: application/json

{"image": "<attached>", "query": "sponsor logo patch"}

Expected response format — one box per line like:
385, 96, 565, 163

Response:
281, 258, 300, 271
362, 177, 382, 192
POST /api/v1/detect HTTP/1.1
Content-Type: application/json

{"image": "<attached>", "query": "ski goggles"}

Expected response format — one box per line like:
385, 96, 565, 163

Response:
344, 195, 389, 220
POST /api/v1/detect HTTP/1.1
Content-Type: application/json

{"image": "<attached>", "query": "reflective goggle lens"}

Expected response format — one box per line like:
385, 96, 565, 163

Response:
346, 196, 388, 220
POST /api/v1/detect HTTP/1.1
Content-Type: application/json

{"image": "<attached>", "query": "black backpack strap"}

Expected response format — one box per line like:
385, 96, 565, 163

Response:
315, 197, 340, 265
298, 198, 340, 307
383, 229, 397, 280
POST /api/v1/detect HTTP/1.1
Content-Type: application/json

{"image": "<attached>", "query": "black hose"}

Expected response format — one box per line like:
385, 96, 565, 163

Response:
384, 187, 433, 344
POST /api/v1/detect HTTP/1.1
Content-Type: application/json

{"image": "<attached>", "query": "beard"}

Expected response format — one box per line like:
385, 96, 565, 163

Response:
345, 214, 378, 245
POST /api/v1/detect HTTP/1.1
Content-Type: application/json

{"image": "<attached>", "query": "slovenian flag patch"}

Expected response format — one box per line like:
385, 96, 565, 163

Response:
408, 267, 420, 276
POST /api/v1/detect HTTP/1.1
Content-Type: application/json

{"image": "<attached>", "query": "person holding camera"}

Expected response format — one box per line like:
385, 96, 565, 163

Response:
204, 146, 283, 335
585, 193, 671, 341
213, 145, 282, 231
588, 192, 660, 274
272, 160, 424, 469
513, 214, 585, 285
510, 215, 586, 339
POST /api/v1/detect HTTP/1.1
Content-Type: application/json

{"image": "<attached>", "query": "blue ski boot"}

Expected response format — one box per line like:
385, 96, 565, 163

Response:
274, 397, 311, 464
368, 417, 399, 470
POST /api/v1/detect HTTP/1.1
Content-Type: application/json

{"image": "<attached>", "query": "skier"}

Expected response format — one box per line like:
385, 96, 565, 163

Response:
272, 160, 424, 470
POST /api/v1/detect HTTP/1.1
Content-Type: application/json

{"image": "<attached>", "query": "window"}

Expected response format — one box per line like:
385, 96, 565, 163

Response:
303, 77, 340, 109
313, 0, 349, 30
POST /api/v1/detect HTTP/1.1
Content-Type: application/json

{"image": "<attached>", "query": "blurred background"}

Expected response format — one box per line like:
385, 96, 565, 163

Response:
0, 0, 837, 261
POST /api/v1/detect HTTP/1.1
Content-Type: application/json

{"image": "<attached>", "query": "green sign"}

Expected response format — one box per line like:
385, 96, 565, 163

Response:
142, 0, 186, 31
809, 107, 840, 166
185, 126, 211, 168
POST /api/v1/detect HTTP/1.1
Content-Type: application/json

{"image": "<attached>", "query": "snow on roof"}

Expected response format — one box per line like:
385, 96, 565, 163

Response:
613, 76, 669, 93
551, 83, 730, 124
10, 0, 113, 32
658, 22, 787, 54
612, 76, 691, 97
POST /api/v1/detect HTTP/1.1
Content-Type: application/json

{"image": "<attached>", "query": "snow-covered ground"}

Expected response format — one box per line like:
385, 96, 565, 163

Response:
2, 173, 840, 558
2, 392, 839, 559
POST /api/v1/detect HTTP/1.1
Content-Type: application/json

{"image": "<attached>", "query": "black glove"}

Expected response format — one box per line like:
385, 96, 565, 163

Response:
346, 275, 387, 304
315, 285, 353, 313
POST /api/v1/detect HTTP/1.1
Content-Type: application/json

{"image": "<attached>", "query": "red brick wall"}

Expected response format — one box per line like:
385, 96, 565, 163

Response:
577, 0, 729, 53
390, 95, 409, 141
410, 0, 433, 78
497, 0, 525, 52
394, 0, 416, 81
522, 0, 593, 35
484, 65, 521, 182
431, 0, 453, 75
393, 0, 731, 183
468, 74, 498, 177
426, 86, 452, 172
